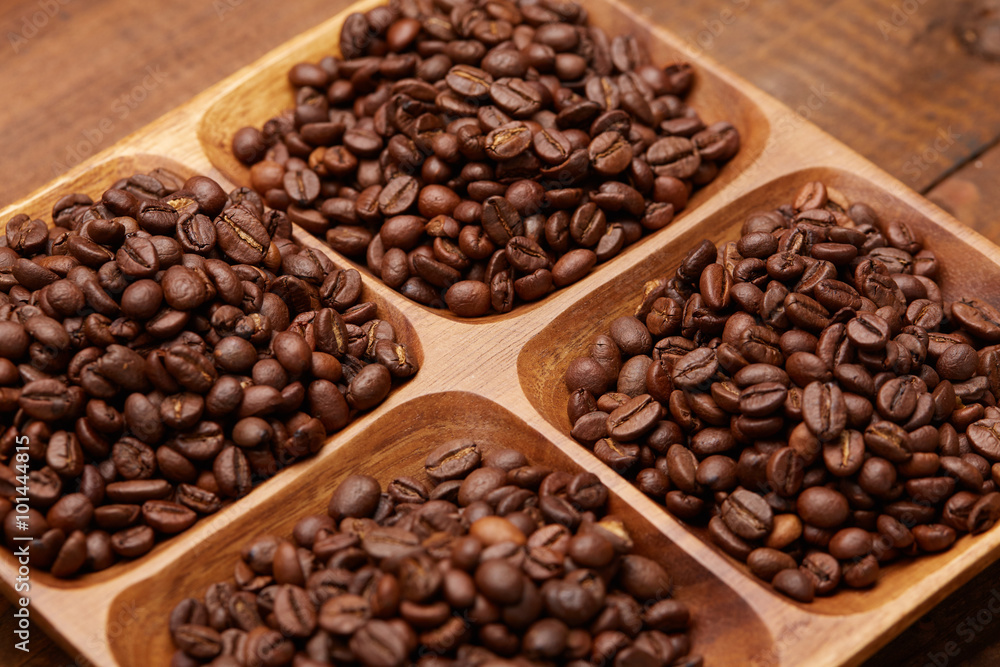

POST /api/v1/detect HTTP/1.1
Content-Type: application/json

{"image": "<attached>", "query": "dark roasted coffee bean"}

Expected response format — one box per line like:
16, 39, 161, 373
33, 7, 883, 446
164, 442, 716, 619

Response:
481, 196, 523, 246
116, 235, 160, 278
721, 489, 773, 540
747, 547, 797, 582
589, 131, 633, 175
773, 569, 815, 602
864, 421, 912, 462
215, 207, 269, 265
569, 203, 607, 248
672, 348, 717, 390
797, 486, 850, 529
802, 381, 846, 442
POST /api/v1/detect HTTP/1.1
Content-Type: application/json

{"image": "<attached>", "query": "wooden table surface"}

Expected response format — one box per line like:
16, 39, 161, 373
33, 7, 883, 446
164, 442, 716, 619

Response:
1, 0, 999, 665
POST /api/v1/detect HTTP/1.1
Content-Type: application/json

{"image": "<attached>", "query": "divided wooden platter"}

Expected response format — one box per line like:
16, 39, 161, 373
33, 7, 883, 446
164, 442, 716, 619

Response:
2, 1, 1000, 665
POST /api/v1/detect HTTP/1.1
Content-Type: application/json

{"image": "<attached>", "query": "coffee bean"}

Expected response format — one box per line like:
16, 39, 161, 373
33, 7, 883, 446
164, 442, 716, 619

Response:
142, 500, 197, 534
552, 249, 596, 287
969, 493, 1000, 534
800, 552, 841, 595
111, 525, 155, 558
607, 394, 662, 442
481, 196, 524, 246
802, 381, 846, 442
505, 236, 549, 273
215, 206, 269, 265
797, 487, 849, 529
589, 131, 634, 176
772, 568, 815, 602
569, 203, 607, 248
828, 527, 873, 560
952, 300, 1000, 342
446, 64, 493, 97
846, 312, 890, 351
378, 175, 420, 217
475, 558, 524, 604
912, 524, 957, 552
328, 474, 381, 520
672, 348, 717, 390
173, 624, 222, 659
864, 421, 912, 462
721, 489, 773, 540
767, 447, 805, 497
747, 547, 797, 582
739, 382, 788, 417
318, 593, 370, 635
347, 363, 391, 410
823, 430, 865, 477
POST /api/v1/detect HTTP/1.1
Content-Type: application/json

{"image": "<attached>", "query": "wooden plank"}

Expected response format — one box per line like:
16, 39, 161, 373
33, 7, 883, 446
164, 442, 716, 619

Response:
2, 0, 1000, 206
624, 0, 1000, 193
0, 598, 70, 666
0, 0, 354, 205
926, 141, 1000, 240
868, 559, 1000, 666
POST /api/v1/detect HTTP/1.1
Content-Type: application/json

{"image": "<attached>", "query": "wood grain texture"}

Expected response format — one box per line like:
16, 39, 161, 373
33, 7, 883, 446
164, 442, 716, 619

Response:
927, 142, 1000, 238
0, 0, 353, 206
1, 0, 1000, 666
4, 0, 1000, 231
620, 0, 1000, 196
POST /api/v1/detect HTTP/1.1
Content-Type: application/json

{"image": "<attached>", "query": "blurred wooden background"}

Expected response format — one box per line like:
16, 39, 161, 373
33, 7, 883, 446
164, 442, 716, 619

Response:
0, 0, 999, 665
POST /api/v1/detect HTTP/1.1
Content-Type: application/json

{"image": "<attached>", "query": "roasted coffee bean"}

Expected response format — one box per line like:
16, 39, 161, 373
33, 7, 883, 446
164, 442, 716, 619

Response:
215, 206, 269, 265
772, 568, 815, 603
231, 5, 739, 316
485, 122, 532, 161
767, 447, 805, 497
1, 172, 417, 577
607, 394, 662, 442
142, 500, 197, 534
721, 489, 773, 540
589, 131, 634, 176
864, 421, 912, 462
801, 381, 846, 442
169, 441, 701, 663
740, 382, 788, 417
672, 348, 717, 390
747, 547, 797, 582
566, 177, 1000, 604
116, 235, 160, 278
569, 203, 607, 248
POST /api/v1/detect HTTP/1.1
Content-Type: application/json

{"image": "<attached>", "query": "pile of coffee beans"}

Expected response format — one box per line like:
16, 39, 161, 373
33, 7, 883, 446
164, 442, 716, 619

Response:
565, 181, 1000, 602
0, 170, 418, 577
168, 442, 699, 666
232, 0, 740, 317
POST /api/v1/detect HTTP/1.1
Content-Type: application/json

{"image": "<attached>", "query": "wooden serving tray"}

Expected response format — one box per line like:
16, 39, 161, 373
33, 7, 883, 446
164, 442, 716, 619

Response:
3, 1, 1000, 665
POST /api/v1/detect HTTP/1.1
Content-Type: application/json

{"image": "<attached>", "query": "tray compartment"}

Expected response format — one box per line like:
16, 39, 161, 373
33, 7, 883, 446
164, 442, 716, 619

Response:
519, 166, 1000, 615
0, 152, 424, 587
108, 390, 773, 666
196, 0, 772, 321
